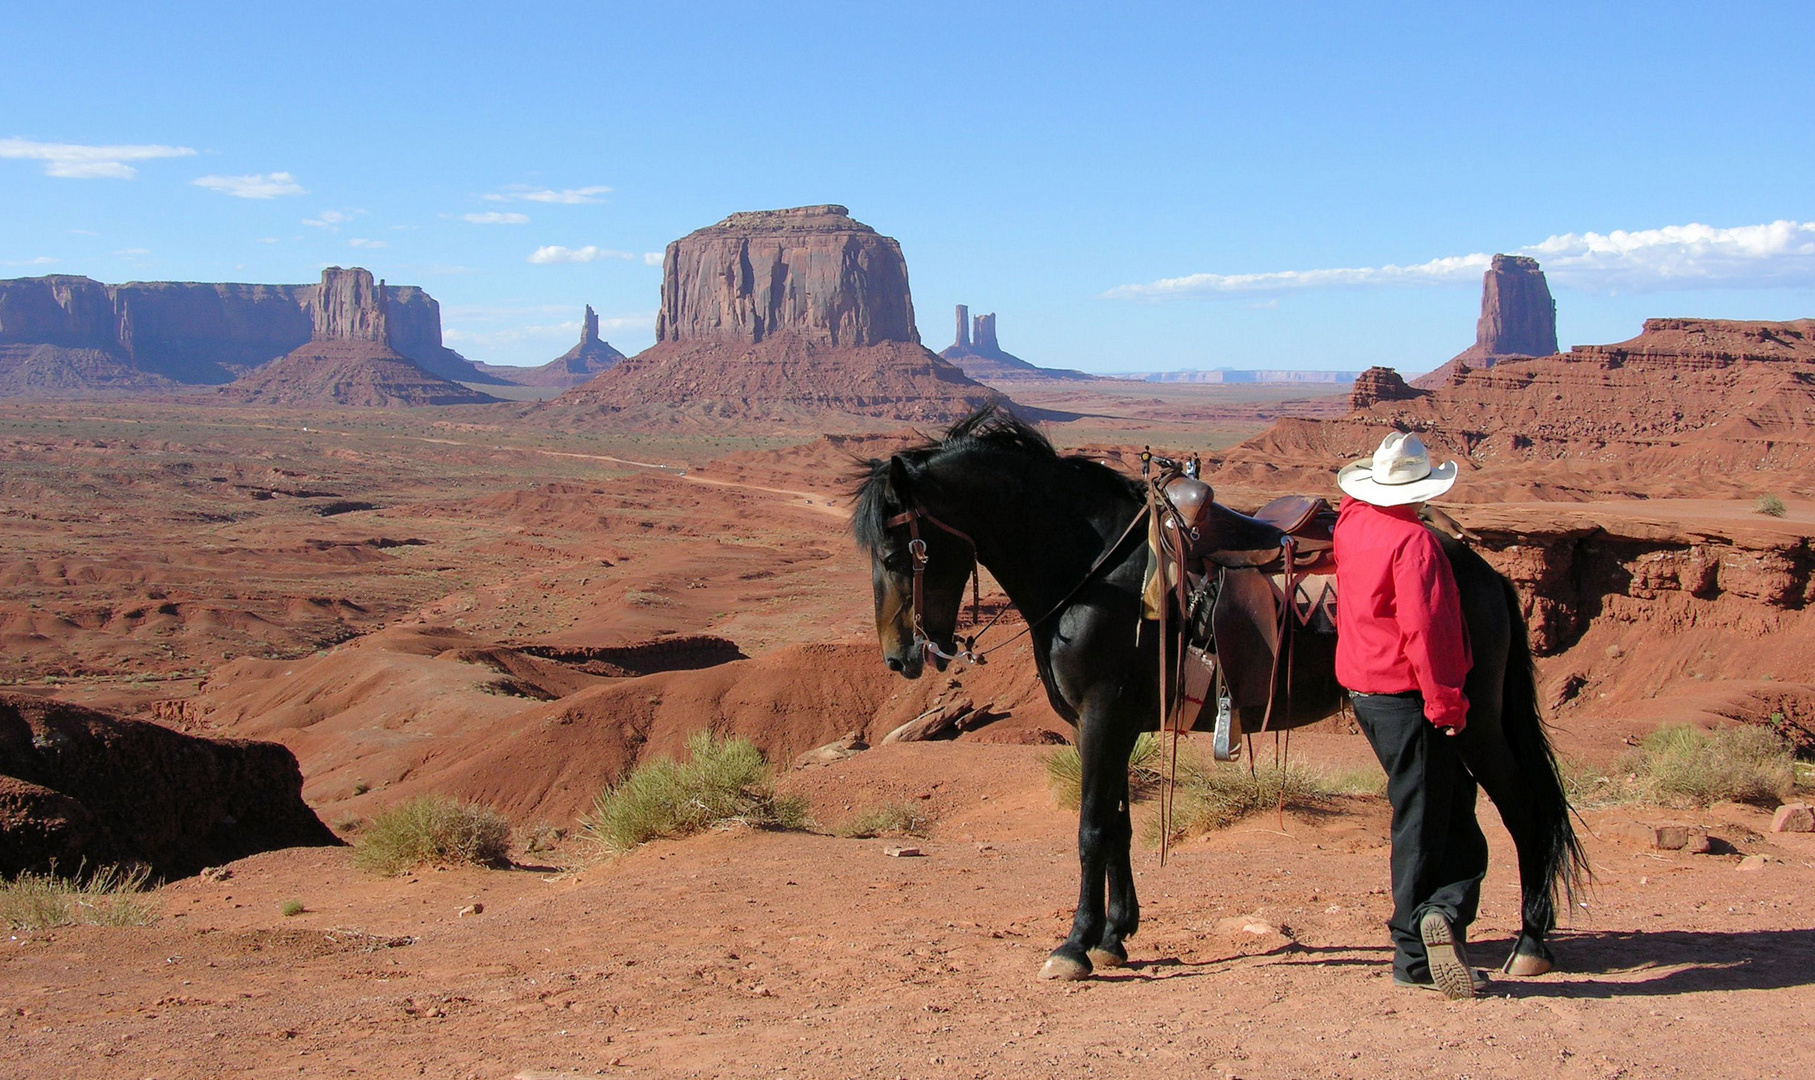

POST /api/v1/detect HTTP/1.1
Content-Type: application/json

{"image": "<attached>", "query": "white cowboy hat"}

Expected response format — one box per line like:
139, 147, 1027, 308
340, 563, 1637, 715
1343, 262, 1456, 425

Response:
1337, 431, 1458, 506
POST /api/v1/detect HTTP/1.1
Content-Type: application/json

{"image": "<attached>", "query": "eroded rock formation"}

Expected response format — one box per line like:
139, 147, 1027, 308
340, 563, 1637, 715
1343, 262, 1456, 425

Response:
556, 206, 1003, 426
482, 305, 628, 388
1207, 317, 1815, 503
1348, 366, 1425, 410
1415, 254, 1560, 388
0, 693, 337, 878
937, 304, 1095, 383
0, 268, 493, 395
655, 205, 917, 347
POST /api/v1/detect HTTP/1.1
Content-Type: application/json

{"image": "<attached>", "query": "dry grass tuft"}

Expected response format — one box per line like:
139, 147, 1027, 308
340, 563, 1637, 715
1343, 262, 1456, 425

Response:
833, 801, 933, 839
581, 731, 808, 855
1147, 750, 1377, 846
1042, 732, 1164, 810
0, 864, 158, 930
352, 794, 512, 875
1754, 493, 1788, 517
1566, 724, 1794, 809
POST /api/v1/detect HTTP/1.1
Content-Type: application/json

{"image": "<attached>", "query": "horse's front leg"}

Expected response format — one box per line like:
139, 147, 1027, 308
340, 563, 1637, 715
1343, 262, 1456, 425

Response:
1040, 710, 1136, 980
1089, 787, 1138, 970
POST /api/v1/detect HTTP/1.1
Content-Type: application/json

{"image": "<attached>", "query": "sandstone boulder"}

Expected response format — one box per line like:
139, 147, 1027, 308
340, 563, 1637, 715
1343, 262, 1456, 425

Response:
1348, 366, 1424, 410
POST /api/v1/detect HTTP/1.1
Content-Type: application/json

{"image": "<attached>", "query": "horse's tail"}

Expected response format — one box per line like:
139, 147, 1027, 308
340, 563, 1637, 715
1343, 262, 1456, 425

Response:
1498, 574, 1591, 932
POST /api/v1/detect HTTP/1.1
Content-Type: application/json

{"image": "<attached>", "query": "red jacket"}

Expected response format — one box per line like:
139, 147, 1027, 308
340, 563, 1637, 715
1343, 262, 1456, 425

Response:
1332, 497, 1472, 730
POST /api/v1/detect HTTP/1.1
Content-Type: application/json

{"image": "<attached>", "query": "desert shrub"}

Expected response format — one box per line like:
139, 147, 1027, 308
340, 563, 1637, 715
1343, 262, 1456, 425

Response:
1754, 493, 1788, 517
1631, 724, 1792, 807
1147, 750, 1367, 845
352, 794, 512, 875
1564, 724, 1793, 809
581, 731, 809, 854
1043, 732, 1164, 809
0, 864, 157, 930
280, 899, 305, 917
834, 801, 932, 839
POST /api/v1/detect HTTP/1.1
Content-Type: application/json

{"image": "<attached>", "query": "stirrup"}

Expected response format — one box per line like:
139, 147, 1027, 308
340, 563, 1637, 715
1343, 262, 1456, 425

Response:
1212, 688, 1241, 761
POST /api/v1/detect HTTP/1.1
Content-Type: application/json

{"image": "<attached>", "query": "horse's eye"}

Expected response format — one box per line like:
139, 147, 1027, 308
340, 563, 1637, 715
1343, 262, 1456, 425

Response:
882, 553, 911, 575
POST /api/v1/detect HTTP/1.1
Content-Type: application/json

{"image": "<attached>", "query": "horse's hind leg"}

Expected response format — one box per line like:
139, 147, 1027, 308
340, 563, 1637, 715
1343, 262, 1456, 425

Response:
1040, 710, 1137, 981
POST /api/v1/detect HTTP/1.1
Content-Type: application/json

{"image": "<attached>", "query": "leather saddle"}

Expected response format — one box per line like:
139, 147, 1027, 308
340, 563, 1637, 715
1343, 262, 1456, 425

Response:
1151, 475, 1343, 760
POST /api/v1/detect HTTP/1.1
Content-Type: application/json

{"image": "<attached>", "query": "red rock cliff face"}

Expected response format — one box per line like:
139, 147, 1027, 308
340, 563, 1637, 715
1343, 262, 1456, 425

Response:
1476, 254, 1558, 359
655, 205, 918, 347
309, 266, 389, 342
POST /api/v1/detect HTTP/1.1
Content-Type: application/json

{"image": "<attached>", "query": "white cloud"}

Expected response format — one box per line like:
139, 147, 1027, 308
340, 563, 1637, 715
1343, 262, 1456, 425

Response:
643, 251, 664, 266
3, 256, 58, 267
258, 237, 279, 244
527, 245, 634, 265
348, 237, 387, 249
1105, 254, 1490, 299
192, 172, 306, 199
70, 229, 99, 236
0, 138, 195, 179
304, 209, 361, 230
485, 184, 612, 205
1526, 220, 1815, 292
116, 247, 151, 257
462, 211, 530, 225
1107, 219, 1815, 300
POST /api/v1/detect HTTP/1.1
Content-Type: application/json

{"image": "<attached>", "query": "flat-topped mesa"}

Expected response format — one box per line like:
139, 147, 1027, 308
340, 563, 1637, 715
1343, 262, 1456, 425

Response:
654, 204, 918, 347
310, 267, 389, 343
1567, 317, 1815, 368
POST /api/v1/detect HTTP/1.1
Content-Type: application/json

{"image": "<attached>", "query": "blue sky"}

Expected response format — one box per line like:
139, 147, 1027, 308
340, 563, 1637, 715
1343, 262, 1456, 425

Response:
4, 2, 1812, 373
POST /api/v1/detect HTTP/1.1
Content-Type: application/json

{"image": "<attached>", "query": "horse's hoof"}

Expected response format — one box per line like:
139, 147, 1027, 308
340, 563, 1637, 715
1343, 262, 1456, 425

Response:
1038, 955, 1092, 981
1502, 952, 1553, 977
1086, 947, 1126, 970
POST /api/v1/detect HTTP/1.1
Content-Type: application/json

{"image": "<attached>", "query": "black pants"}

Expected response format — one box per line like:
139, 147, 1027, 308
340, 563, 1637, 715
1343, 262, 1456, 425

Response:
1350, 690, 1489, 982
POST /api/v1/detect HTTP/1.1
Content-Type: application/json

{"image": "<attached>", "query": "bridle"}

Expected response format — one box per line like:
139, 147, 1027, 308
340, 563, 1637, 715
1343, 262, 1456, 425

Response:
882, 497, 1152, 666
883, 504, 981, 664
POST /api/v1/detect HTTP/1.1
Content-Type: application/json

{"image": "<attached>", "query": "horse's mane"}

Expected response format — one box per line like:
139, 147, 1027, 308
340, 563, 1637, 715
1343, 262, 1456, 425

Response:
851, 403, 1139, 552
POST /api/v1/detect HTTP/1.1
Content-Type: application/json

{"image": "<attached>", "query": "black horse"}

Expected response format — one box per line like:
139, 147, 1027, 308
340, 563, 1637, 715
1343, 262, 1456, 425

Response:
853, 405, 1586, 981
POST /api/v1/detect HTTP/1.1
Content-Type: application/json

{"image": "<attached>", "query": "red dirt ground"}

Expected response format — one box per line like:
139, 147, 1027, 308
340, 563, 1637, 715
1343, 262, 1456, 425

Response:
5, 739, 1812, 1079
3, 389, 1813, 1079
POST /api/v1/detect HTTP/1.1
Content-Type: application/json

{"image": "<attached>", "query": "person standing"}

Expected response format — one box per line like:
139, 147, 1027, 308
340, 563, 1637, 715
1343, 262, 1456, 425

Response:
1334, 431, 1488, 1000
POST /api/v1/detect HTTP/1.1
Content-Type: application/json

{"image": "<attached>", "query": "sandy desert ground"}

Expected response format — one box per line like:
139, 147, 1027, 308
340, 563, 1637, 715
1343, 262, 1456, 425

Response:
3, 388, 1812, 1079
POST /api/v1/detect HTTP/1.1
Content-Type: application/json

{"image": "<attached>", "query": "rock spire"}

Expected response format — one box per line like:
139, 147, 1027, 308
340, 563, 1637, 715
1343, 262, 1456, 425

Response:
1414, 254, 1560, 389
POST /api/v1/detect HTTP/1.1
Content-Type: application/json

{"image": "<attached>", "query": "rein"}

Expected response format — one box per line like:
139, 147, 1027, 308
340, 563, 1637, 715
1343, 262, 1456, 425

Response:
884, 500, 1151, 666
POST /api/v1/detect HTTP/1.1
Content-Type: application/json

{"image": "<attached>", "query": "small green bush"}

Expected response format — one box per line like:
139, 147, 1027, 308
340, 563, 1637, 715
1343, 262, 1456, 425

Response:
1043, 732, 1163, 810
0, 864, 157, 930
280, 899, 305, 917
1754, 493, 1788, 518
1565, 724, 1793, 809
581, 731, 808, 854
835, 801, 932, 839
352, 795, 512, 875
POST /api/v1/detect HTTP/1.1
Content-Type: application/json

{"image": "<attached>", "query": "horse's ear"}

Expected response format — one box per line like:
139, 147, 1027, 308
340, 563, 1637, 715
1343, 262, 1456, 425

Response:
887, 455, 912, 497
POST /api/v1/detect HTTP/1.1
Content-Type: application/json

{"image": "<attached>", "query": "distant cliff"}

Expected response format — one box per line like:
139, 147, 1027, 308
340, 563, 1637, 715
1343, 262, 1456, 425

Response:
556, 205, 1003, 426
0, 268, 492, 393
